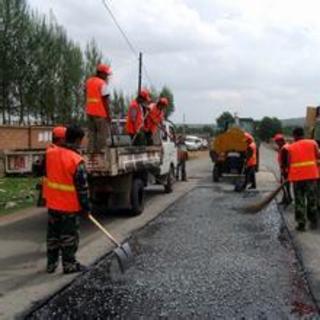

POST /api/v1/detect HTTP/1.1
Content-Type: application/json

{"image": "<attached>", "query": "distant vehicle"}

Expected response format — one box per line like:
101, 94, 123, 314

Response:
185, 135, 202, 151
200, 138, 208, 150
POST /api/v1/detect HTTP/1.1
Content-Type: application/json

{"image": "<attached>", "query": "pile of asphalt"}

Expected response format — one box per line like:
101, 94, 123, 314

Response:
27, 185, 316, 319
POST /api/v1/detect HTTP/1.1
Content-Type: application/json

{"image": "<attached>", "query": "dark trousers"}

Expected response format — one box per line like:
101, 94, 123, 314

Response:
293, 180, 318, 226
47, 210, 80, 270
87, 115, 110, 152
176, 160, 187, 181
242, 166, 256, 189
280, 175, 292, 204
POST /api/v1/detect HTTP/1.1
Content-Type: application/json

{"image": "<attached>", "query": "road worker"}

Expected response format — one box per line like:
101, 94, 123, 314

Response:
287, 127, 319, 231
241, 132, 257, 190
85, 63, 112, 153
46, 124, 90, 274
176, 135, 188, 181
126, 89, 151, 145
36, 126, 67, 207
273, 133, 292, 205
144, 97, 168, 145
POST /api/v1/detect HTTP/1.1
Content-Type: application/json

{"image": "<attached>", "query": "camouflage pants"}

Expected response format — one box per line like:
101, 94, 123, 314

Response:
47, 210, 80, 270
87, 115, 111, 152
293, 180, 318, 226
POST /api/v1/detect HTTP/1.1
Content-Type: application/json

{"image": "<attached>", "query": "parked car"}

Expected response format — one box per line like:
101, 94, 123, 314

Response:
200, 138, 208, 150
185, 135, 202, 151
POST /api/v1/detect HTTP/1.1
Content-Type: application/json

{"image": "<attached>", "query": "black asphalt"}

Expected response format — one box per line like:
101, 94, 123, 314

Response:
26, 180, 317, 319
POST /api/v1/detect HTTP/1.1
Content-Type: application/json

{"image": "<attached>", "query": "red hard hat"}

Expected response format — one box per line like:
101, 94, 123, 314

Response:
52, 126, 66, 139
273, 133, 284, 141
139, 89, 151, 102
158, 97, 169, 107
244, 132, 254, 143
97, 63, 112, 75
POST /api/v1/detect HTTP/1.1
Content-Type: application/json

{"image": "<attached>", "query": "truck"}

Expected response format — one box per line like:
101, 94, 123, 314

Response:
209, 116, 259, 182
84, 120, 178, 215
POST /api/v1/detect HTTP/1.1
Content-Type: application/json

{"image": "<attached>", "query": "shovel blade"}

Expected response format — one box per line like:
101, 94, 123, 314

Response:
114, 242, 134, 273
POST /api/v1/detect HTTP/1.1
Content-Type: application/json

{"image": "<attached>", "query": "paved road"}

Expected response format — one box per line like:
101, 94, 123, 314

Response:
26, 148, 318, 319
0, 152, 210, 319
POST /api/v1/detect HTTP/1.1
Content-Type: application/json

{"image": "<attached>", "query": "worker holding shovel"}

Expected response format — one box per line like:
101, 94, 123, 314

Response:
126, 89, 151, 145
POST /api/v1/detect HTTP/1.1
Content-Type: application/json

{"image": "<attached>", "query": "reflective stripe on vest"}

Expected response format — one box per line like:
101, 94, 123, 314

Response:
288, 139, 319, 182
45, 147, 83, 212
85, 76, 107, 118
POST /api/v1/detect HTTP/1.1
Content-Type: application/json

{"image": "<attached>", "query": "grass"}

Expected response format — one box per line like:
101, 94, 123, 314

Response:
0, 176, 39, 216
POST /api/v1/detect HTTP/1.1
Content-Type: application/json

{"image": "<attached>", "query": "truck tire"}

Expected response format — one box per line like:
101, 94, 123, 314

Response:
164, 166, 174, 193
130, 178, 145, 215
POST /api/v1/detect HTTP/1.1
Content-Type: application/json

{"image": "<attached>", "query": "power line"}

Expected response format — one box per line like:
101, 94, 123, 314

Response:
101, 0, 155, 88
101, 0, 138, 56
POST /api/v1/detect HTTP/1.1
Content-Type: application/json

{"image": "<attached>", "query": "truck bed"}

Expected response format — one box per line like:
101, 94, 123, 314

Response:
84, 145, 162, 177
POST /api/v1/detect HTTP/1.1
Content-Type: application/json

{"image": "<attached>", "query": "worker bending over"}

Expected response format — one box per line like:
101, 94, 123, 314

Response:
241, 132, 257, 190
287, 127, 319, 231
45, 124, 90, 274
85, 64, 112, 153
126, 89, 151, 145
273, 133, 292, 205
144, 97, 169, 145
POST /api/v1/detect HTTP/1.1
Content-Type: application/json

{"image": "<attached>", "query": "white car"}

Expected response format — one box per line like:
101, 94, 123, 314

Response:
185, 135, 202, 151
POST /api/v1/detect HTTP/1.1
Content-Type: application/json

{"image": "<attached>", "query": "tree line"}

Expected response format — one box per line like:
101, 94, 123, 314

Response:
0, 0, 175, 126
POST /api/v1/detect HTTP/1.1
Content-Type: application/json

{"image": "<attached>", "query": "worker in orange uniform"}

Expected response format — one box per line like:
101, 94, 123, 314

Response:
287, 127, 319, 231
144, 97, 168, 145
273, 133, 292, 206
126, 89, 151, 145
241, 132, 257, 190
46, 124, 90, 274
85, 63, 112, 152
36, 126, 67, 207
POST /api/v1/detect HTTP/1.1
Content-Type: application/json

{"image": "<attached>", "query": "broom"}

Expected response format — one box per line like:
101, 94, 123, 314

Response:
240, 181, 287, 214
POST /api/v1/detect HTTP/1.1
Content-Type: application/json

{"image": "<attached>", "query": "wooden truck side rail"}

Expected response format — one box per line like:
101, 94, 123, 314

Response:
83, 145, 162, 177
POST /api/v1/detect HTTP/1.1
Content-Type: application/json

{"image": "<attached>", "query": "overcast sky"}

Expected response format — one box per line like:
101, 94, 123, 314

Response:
28, 0, 320, 123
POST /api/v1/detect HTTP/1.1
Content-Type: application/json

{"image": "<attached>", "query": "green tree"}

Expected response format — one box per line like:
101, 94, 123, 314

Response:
159, 86, 175, 119
257, 117, 282, 141
216, 112, 234, 131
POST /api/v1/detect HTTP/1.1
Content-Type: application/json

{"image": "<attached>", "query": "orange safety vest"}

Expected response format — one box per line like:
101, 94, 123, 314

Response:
247, 142, 257, 167
126, 100, 143, 135
288, 139, 319, 182
42, 144, 57, 201
85, 76, 108, 118
144, 103, 164, 134
45, 146, 83, 212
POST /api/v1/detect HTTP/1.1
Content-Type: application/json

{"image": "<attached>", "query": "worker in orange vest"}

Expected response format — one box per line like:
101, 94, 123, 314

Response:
46, 124, 90, 274
126, 89, 151, 145
144, 97, 168, 145
36, 126, 67, 207
273, 133, 292, 205
287, 127, 320, 231
85, 63, 112, 153
241, 132, 257, 190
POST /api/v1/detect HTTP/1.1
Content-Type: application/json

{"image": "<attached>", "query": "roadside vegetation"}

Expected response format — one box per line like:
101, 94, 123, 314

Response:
0, 177, 38, 215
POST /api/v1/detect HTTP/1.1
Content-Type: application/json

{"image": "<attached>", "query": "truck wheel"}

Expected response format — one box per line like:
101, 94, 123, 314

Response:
213, 165, 220, 182
164, 166, 174, 193
130, 178, 145, 215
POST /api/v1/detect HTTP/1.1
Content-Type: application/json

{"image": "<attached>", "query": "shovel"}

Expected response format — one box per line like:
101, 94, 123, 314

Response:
88, 213, 133, 273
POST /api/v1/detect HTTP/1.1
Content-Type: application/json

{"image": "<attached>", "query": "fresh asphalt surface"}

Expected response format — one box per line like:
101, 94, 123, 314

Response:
26, 165, 318, 319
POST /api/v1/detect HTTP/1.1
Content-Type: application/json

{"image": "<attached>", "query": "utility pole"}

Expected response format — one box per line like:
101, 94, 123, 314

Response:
138, 52, 142, 94
183, 113, 186, 136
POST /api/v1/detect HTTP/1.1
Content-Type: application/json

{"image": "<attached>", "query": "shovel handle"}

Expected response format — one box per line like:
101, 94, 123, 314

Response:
88, 214, 121, 247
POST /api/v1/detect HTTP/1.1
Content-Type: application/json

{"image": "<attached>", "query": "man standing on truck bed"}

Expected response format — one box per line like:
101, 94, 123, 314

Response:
126, 89, 151, 145
85, 64, 112, 153
287, 127, 319, 231
273, 133, 292, 205
46, 124, 90, 274
144, 97, 169, 145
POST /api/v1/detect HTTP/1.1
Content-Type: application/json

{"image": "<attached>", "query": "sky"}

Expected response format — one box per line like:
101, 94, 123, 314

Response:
28, 0, 320, 123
